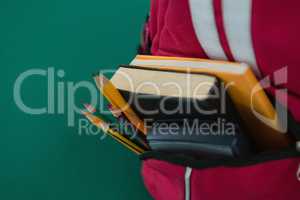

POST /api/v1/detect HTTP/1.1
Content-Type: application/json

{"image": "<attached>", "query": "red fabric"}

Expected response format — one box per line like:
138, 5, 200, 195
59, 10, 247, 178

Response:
142, 1, 300, 199
212, 0, 235, 61
149, 0, 208, 58
251, 0, 300, 121
142, 158, 300, 200
148, 0, 300, 122
252, 0, 300, 97
142, 159, 186, 200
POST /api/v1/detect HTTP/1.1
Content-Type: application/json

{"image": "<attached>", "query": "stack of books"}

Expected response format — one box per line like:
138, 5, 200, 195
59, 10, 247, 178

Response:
81, 55, 292, 158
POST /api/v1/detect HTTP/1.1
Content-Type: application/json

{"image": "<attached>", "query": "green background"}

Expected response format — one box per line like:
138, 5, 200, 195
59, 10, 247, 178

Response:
0, 0, 152, 199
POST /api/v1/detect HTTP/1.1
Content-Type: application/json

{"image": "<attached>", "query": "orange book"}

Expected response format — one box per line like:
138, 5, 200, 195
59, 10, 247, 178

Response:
126, 55, 291, 150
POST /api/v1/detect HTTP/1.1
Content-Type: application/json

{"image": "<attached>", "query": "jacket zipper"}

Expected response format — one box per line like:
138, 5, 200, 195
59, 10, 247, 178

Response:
185, 167, 192, 200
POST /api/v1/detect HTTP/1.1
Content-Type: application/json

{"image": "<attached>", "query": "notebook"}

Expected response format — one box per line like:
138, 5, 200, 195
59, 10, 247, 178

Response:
147, 118, 251, 158
111, 65, 227, 121
111, 67, 250, 157
110, 55, 292, 150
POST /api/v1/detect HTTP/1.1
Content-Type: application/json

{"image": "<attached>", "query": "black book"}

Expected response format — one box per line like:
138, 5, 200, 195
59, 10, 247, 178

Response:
147, 118, 251, 158
111, 65, 238, 121
110, 65, 252, 158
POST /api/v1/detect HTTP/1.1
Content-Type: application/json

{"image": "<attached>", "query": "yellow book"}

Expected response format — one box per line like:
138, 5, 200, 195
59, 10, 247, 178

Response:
126, 55, 291, 150
81, 111, 144, 155
93, 74, 147, 135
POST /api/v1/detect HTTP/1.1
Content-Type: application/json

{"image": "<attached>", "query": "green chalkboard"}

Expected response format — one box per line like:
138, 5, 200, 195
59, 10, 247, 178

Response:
0, 0, 152, 199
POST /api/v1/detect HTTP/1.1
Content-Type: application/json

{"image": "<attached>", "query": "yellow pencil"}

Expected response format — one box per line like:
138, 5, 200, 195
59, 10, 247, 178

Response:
81, 110, 144, 155
93, 73, 147, 135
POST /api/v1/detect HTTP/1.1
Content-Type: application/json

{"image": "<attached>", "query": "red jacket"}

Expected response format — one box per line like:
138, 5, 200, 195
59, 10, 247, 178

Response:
141, 2, 300, 199
147, 0, 300, 122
